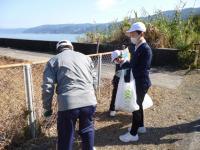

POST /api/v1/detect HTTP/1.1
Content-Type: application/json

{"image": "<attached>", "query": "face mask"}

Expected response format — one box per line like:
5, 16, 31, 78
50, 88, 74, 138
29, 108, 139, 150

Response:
131, 37, 138, 44
131, 34, 141, 44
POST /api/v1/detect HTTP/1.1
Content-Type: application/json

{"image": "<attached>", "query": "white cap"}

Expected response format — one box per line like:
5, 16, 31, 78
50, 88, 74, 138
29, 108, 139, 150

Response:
111, 50, 121, 62
126, 22, 146, 33
56, 40, 73, 50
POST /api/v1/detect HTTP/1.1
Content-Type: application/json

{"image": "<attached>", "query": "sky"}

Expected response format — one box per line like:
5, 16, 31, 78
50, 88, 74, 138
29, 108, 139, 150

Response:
0, 0, 199, 28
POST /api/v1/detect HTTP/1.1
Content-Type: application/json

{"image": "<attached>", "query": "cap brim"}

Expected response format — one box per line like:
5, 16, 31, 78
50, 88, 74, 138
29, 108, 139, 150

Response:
126, 29, 136, 33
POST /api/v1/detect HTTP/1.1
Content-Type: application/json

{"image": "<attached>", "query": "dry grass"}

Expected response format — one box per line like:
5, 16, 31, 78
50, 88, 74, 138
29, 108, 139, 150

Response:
0, 66, 28, 149
0, 56, 27, 66
0, 59, 200, 150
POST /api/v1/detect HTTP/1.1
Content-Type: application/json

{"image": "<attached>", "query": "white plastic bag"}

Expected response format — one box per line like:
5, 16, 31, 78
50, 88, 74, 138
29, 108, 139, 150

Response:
115, 70, 139, 112
143, 94, 153, 109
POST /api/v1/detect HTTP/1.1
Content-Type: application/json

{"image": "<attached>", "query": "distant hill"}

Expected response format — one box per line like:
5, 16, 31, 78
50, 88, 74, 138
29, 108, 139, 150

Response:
23, 23, 110, 34
0, 7, 199, 34
148, 7, 200, 20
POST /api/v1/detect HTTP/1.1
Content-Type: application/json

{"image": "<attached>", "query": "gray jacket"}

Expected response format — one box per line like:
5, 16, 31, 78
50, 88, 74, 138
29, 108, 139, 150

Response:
42, 48, 97, 111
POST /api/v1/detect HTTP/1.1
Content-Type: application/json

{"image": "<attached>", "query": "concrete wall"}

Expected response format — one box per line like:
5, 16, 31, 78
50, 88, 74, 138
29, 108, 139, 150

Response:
0, 38, 179, 66
0, 38, 118, 54
151, 48, 179, 66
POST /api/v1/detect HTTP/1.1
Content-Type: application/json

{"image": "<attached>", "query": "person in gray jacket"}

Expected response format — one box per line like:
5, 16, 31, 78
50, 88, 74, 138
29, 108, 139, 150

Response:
42, 40, 97, 150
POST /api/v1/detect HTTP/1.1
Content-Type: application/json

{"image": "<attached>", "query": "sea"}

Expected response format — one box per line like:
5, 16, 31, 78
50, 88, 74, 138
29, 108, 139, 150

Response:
0, 33, 83, 42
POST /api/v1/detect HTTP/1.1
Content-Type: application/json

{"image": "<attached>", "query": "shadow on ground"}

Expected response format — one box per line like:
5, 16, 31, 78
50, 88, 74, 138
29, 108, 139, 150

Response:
94, 111, 200, 147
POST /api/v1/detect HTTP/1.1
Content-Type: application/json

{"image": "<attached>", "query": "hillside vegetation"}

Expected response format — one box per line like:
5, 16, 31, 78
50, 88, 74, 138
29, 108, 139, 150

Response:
78, 6, 200, 68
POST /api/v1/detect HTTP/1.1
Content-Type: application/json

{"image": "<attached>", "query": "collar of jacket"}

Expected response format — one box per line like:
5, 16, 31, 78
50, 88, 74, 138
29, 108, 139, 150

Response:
62, 48, 73, 51
59, 48, 73, 53
135, 38, 146, 51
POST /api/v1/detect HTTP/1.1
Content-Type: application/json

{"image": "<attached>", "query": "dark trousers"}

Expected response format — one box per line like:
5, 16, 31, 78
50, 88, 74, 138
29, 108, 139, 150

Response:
130, 84, 149, 135
109, 77, 119, 111
57, 105, 96, 150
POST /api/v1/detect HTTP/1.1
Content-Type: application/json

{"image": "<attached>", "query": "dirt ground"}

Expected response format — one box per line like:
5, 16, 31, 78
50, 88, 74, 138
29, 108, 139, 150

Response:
0, 58, 200, 150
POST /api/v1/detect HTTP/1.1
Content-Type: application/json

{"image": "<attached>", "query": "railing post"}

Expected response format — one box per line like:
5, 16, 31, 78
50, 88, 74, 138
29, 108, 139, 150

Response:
23, 64, 36, 138
97, 54, 102, 98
